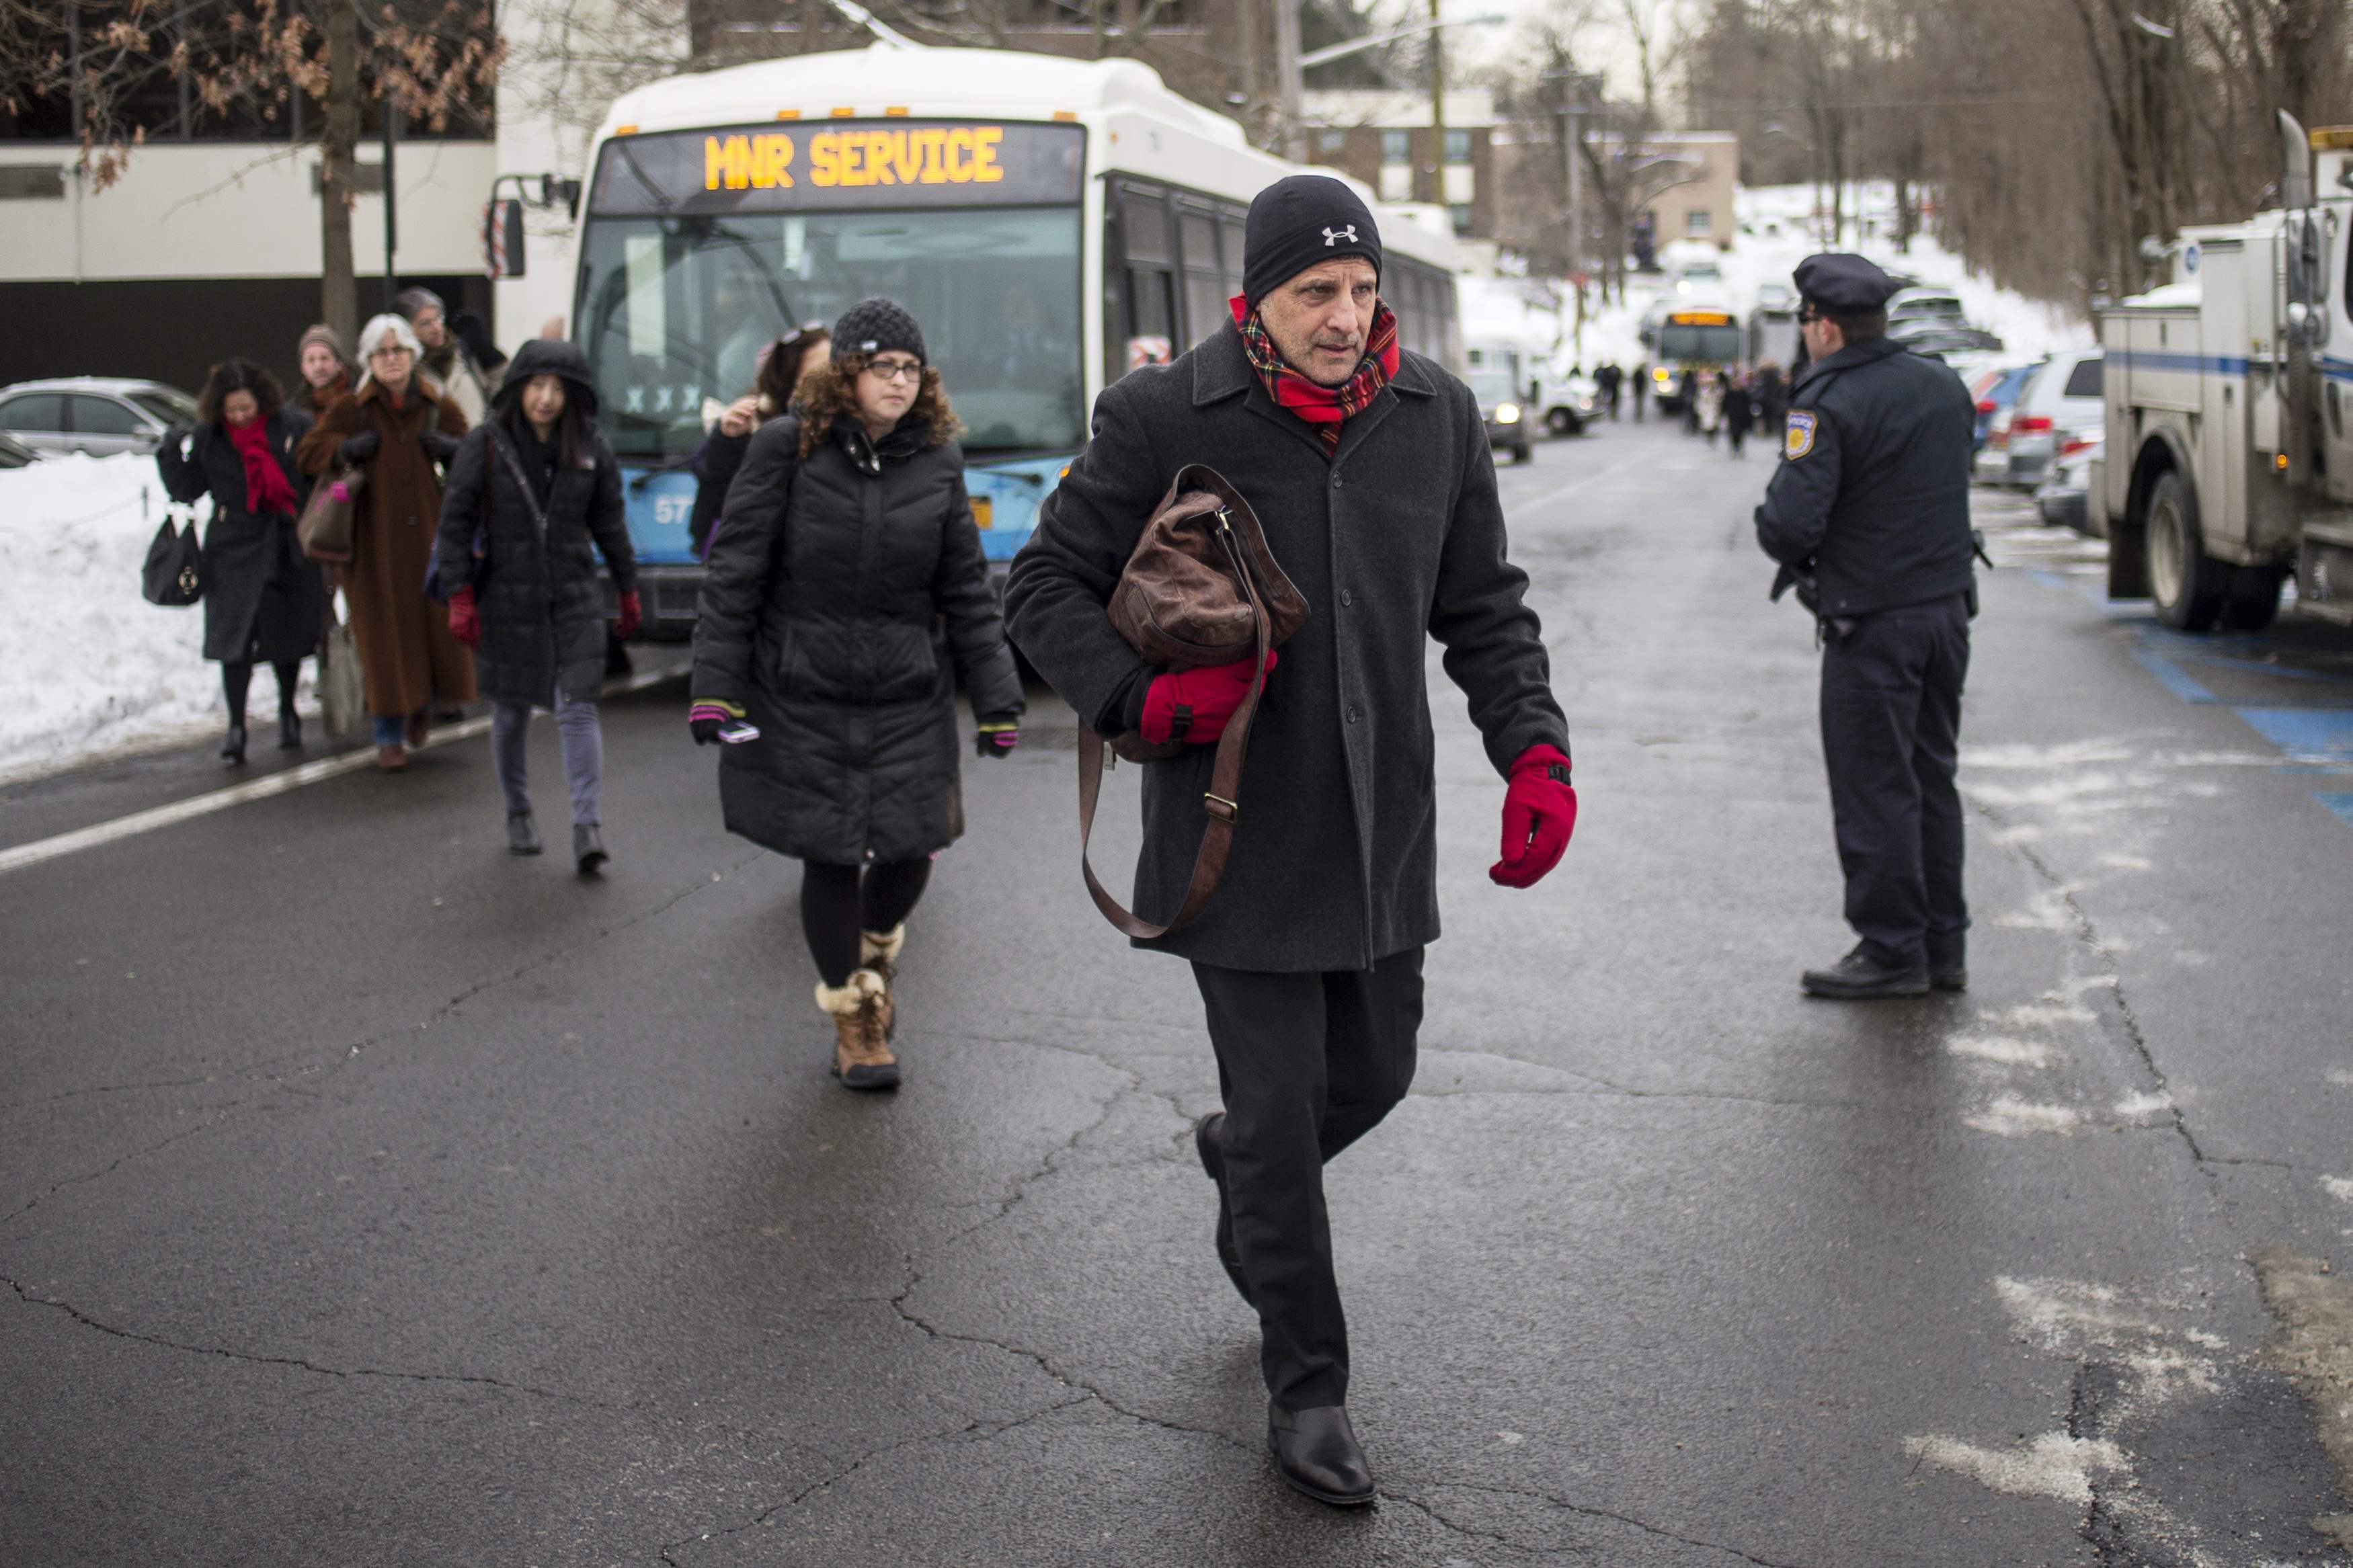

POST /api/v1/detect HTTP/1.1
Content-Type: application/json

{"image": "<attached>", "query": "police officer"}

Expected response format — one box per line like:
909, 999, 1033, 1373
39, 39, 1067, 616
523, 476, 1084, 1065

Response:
1755, 253, 1979, 999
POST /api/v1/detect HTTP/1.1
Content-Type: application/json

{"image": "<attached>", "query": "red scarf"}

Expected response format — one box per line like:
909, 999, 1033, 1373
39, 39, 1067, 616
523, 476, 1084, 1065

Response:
1229, 293, 1400, 452
226, 417, 297, 516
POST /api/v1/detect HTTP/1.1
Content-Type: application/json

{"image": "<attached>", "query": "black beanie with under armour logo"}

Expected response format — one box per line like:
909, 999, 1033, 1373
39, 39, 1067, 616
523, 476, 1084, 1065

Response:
1240, 175, 1384, 313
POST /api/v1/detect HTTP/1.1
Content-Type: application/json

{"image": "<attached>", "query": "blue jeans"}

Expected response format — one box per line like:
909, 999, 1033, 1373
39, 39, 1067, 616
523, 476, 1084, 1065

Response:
491, 692, 602, 826
372, 714, 406, 747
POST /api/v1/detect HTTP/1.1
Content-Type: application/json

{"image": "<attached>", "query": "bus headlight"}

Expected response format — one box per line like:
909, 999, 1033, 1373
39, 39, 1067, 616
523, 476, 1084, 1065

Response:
1494, 403, 1521, 424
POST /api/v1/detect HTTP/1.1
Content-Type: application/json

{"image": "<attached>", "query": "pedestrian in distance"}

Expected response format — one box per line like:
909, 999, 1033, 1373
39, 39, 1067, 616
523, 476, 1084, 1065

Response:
1753, 253, 1980, 999
1724, 368, 1757, 457
1754, 360, 1791, 427
296, 313, 477, 772
1631, 361, 1648, 421
1004, 174, 1575, 1509
688, 319, 829, 562
1681, 366, 1702, 433
293, 325, 353, 419
435, 338, 641, 872
1696, 368, 1725, 446
689, 297, 1023, 1092
394, 287, 496, 427
1597, 360, 1622, 419
155, 359, 325, 764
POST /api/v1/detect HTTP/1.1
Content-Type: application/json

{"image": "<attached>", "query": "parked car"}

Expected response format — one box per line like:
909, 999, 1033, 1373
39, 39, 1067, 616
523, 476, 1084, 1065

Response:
0, 377, 200, 458
1890, 317, 2005, 354
1468, 370, 1533, 464
2036, 429, 2104, 532
1965, 362, 2042, 454
1886, 287, 1966, 326
1989, 347, 2103, 490
0, 429, 39, 468
1540, 372, 1602, 436
1754, 282, 1796, 313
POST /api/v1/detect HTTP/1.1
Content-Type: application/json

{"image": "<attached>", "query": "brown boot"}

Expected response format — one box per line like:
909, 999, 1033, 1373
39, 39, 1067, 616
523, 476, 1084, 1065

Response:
405, 709, 430, 747
860, 925, 905, 1038
816, 970, 898, 1091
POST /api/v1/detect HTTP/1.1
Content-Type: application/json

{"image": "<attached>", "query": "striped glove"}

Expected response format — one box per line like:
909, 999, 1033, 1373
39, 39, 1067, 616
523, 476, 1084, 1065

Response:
689, 698, 744, 746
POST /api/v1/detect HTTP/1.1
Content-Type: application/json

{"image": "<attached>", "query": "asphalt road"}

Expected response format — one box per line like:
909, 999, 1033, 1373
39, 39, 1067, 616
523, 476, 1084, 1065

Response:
5, 415, 2352, 1567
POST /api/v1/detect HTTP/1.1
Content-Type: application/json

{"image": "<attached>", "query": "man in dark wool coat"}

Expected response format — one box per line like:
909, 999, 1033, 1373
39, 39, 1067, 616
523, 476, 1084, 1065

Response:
1004, 174, 1577, 1506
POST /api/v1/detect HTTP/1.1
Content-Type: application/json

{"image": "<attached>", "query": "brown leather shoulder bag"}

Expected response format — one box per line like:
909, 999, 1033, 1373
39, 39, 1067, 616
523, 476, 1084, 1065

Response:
1078, 464, 1309, 938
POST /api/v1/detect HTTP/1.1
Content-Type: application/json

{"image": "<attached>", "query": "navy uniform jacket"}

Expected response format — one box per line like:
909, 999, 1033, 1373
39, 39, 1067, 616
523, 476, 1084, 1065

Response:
1754, 337, 1977, 618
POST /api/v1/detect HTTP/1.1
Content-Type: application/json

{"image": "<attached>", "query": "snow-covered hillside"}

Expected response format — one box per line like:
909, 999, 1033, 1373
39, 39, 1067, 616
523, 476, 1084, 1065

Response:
0, 454, 316, 783
1458, 181, 2091, 376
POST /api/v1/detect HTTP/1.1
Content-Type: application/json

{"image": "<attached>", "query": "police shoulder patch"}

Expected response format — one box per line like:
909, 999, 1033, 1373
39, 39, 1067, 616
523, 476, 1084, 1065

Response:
1784, 409, 1819, 460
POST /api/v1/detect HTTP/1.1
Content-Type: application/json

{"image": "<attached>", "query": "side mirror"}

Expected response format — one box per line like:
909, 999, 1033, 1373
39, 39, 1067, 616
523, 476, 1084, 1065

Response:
483, 198, 526, 279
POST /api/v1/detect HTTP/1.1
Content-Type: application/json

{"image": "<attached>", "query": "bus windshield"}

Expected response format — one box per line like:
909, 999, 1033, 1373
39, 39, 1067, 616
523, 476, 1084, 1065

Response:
1658, 322, 1745, 363
577, 205, 1086, 460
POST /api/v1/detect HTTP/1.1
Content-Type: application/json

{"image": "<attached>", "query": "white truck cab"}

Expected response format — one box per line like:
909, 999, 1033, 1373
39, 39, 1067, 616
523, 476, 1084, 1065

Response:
2100, 116, 2353, 630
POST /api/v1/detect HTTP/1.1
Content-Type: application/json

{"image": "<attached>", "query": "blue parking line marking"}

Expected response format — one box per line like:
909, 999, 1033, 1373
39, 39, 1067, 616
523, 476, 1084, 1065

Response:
2233, 708, 2353, 763
2314, 793, 2353, 829
2133, 649, 2219, 703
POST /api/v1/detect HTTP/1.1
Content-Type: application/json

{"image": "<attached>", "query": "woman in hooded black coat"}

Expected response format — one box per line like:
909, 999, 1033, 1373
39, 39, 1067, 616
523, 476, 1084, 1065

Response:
155, 359, 324, 761
435, 337, 640, 870
689, 298, 1023, 1091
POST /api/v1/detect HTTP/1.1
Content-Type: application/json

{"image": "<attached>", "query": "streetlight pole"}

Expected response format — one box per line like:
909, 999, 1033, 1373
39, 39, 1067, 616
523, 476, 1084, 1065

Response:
1273, 0, 1304, 159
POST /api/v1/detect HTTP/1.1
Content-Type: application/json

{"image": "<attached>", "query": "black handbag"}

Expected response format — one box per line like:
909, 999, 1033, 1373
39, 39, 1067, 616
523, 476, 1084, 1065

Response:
141, 511, 202, 606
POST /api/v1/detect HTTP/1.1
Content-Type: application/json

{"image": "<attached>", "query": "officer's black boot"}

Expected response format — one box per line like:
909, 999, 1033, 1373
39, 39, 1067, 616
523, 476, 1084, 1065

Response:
1927, 941, 1967, 993
1267, 1403, 1375, 1506
1802, 944, 1929, 999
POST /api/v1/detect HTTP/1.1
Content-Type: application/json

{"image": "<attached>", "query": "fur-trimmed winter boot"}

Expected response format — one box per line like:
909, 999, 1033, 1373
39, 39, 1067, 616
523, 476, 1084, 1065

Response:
861, 924, 905, 1038
816, 970, 899, 1091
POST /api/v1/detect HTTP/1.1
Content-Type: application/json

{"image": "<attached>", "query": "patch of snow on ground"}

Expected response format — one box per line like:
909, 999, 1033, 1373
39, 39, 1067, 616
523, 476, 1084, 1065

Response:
2323, 1176, 2353, 1204
1903, 1432, 2127, 1505
0, 453, 314, 782
1965, 1098, 2083, 1137
1950, 1035, 2056, 1069
2113, 1091, 2174, 1119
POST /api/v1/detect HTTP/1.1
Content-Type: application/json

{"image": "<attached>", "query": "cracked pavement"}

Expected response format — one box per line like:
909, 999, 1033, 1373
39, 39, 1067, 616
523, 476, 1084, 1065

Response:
6, 423, 2352, 1566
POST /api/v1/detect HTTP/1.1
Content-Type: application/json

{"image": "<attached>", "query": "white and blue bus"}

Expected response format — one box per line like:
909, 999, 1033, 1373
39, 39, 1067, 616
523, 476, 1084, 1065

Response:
569, 45, 1468, 632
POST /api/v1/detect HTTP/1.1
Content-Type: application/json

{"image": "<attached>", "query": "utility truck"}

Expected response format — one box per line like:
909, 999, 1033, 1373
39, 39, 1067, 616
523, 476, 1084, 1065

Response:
2099, 114, 2353, 630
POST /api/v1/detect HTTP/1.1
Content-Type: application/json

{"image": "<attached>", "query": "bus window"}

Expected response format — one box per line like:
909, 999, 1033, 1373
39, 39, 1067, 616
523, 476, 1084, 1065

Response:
1220, 217, 1247, 302
1180, 210, 1224, 345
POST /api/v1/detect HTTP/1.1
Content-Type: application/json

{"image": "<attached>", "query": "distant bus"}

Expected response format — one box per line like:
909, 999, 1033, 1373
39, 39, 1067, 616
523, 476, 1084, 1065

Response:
569, 46, 1468, 632
1646, 304, 1745, 411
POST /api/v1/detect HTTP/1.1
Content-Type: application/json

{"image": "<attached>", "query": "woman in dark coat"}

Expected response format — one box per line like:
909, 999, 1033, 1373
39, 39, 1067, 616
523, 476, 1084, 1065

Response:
296, 313, 476, 771
155, 359, 325, 761
687, 319, 828, 561
436, 338, 640, 872
689, 298, 1024, 1091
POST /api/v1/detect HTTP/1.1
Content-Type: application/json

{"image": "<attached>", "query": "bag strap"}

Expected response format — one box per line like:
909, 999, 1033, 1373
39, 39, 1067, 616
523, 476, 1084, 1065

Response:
1074, 507, 1271, 940
484, 425, 550, 542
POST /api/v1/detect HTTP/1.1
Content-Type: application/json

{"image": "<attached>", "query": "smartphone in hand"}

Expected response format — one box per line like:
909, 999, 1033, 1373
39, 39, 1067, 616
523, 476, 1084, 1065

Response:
717, 719, 761, 745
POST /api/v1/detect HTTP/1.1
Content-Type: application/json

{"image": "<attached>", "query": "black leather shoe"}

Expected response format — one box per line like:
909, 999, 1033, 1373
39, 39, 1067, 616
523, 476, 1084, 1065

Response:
1268, 1404, 1375, 1506
277, 710, 302, 751
1193, 1113, 1250, 1305
1801, 946, 1929, 999
1930, 964, 1967, 993
219, 723, 246, 764
507, 811, 543, 856
573, 823, 608, 875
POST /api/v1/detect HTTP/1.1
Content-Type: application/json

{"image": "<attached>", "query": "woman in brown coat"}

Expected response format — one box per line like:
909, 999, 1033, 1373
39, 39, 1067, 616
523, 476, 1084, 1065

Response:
297, 313, 477, 770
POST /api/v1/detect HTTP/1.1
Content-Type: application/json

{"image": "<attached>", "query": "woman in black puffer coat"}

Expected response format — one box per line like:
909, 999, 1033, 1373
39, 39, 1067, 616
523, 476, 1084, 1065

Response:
690, 298, 1023, 1091
435, 337, 640, 871
155, 359, 324, 762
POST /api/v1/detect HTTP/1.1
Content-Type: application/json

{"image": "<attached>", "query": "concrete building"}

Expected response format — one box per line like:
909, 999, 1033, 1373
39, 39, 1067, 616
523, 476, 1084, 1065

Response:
1644, 132, 1738, 249
1298, 89, 1497, 239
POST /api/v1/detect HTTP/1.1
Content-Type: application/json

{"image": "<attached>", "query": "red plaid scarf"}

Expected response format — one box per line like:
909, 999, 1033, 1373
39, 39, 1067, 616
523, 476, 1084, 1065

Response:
1229, 294, 1400, 452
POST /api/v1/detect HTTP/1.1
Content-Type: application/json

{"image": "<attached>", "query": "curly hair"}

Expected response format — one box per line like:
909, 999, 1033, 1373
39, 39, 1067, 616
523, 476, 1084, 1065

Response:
196, 358, 286, 427
795, 352, 961, 458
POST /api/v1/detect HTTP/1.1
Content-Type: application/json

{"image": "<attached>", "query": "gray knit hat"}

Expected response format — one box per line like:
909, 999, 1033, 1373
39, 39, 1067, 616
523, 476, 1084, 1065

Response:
832, 297, 926, 366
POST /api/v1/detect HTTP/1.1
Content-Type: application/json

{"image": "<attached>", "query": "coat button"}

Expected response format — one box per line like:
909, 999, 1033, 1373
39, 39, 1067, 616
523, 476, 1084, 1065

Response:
1340, 589, 1354, 608
1330, 472, 1343, 488
1347, 706, 1361, 724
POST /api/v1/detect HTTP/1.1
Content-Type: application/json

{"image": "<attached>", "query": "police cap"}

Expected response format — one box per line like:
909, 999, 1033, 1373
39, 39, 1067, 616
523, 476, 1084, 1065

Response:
1793, 253, 1898, 316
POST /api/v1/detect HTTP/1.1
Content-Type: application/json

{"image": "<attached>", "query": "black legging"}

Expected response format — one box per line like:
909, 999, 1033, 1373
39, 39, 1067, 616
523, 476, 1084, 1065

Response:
800, 858, 933, 987
223, 659, 301, 729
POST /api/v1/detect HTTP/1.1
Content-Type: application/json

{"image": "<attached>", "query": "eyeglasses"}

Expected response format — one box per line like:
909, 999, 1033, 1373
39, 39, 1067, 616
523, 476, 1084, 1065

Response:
863, 358, 923, 383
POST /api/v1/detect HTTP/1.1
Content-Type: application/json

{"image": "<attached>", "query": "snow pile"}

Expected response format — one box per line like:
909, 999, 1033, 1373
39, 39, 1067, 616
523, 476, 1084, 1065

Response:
0, 453, 311, 782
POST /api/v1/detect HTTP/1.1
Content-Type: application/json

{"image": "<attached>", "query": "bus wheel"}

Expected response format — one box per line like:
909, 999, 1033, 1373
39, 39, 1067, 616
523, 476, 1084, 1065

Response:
2145, 470, 2226, 632
2220, 564, 2287, 631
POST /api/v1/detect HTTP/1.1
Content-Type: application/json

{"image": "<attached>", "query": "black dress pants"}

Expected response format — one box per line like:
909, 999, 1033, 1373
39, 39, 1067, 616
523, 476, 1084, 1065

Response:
1820, 592, 1971, 968
1191, 947, 1424, 1411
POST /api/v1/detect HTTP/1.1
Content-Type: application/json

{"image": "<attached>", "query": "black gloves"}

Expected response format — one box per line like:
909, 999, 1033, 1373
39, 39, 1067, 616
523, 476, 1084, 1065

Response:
338, 431, 380, 464
420, 430, 461, 462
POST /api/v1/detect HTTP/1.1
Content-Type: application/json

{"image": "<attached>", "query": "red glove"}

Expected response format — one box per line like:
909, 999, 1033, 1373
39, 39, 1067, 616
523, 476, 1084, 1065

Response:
1489, 743, 1576, 889
614, 589, 642, 641
447, 585, 481, 648
1140, 651, 1278, 746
